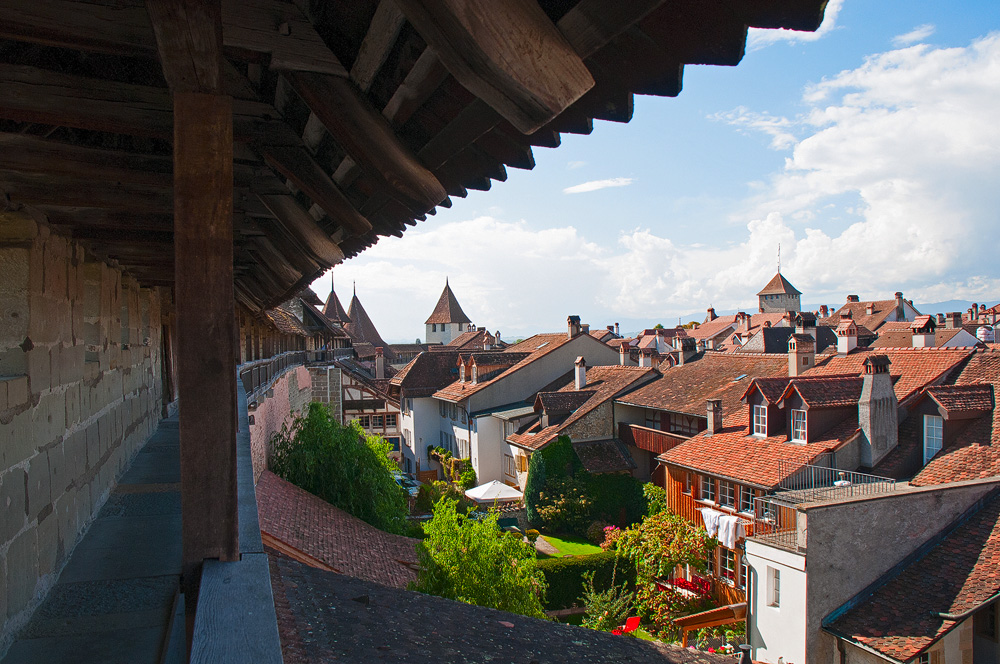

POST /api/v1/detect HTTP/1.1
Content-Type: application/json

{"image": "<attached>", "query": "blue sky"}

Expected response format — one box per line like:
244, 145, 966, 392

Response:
312, 1, 1000, 343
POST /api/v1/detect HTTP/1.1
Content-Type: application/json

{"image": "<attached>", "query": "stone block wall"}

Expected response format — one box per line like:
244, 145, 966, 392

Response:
308, 365, 342, 422
0, 212, 164, 646
248, 365, 312, 480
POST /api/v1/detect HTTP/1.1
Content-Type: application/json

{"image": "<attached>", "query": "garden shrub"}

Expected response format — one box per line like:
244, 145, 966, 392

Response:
586, 520, 611, 545
456, 462, 477, 490
535, 476, 592, 534
524, 451, 546, 526
587, 473, 647, 527
526, 529, 540, 543
643, 482, 668, 516
536, 551, 637, 610
580, 560, 635, 632
270, 402, 407, 534
415, 480, 475, 515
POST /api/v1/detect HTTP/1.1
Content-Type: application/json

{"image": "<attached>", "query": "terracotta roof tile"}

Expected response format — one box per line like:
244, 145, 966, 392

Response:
424, 282, 471, 324
925, 384, 995, 412
828, 491, 1000, 662
346, 294, 393, 359
779, 376, 864, 409
256, 471, 418, 589
390, 350, 461, 397
869, 327, 975, 349
574, 439, 637, 473
830, 299, 908, 332
322, 285, 350, 324
266, 306, 308, 336
756, 272, 801, 296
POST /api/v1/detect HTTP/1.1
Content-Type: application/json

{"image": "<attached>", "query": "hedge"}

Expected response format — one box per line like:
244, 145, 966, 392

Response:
537, 551, 636, 610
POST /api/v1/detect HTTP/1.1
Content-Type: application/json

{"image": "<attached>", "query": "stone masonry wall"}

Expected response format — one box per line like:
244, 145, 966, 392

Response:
308, 365, 342, 422
0, 212, 163, 648
248, 365, 312, 481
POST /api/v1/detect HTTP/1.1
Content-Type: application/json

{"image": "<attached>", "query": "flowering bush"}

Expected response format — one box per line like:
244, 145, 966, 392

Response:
601, 525, 623, 551
535, 477, 592, 533
635, 581, 713, 640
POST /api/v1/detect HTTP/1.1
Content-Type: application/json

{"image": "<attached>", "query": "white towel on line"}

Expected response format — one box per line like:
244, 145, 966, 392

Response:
699, 507, 722, 538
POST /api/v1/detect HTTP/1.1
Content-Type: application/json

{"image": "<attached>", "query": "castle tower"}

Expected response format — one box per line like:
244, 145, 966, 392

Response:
757, 272, 801, 314
425, 279, 471, 344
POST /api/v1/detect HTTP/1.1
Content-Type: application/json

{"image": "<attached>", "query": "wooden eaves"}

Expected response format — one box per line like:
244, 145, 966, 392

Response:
0, 0, 827, 313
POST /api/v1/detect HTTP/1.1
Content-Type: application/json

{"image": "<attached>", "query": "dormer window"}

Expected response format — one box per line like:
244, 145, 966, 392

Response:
791, 409, 807, 443
923, 414, 943, 464
753, 404, 768, 436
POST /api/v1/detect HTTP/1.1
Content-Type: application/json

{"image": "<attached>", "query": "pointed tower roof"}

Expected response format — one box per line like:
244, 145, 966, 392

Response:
322, 282, 350, 325
757, 272, 801, 296
345, 293, 392, 357
425, 280, 471, 325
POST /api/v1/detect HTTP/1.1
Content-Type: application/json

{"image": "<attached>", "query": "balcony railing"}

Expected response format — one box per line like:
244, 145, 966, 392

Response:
618, 422, 689, 455
749, 496, 800, 551
239, 348, 352, 402
776, 461, 897, 504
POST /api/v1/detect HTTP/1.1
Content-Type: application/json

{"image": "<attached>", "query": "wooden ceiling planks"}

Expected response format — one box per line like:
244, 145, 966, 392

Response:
0, 0, 828, 310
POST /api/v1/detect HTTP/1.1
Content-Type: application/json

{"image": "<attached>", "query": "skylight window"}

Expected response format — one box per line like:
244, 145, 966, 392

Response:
734, 374, 748, 382
536, 342, 549, 349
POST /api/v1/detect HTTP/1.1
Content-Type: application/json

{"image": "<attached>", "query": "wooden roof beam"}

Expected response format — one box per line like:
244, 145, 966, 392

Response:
146, 0, 225, 94
394, 0, 594, 135
254, 187, 345, 267
288, 71, 447, 213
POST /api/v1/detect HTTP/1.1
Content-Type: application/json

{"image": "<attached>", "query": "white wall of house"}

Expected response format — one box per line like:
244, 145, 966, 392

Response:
400, 396, 443, 473
746, 541, 808, 664
471, 415, 503, 484
942, 329, 980, 347
425, 321, 465, 345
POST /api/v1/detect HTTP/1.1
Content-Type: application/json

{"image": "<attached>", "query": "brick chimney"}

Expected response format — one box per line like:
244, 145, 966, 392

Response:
866, 303, 876, 316
707, 399, 723, 435
375, 347, 385, 379
795, 312, 817, 341
819, 304, 829, 318
567, 315, 581, 339
574, 356, 587, 390
677, 337, 697, 366
581, 323, 590, 336
945, 312, 962, 329
619, 344, 628, 366
615, 322, 620, 337
895, 292, 905, 320
706, 307, 717, 322
859, 355, 898, 467
847, 295, 860, 303
788, 334, 815, 377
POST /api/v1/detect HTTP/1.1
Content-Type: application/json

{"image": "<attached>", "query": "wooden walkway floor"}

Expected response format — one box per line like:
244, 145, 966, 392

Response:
2, 415, 185, 664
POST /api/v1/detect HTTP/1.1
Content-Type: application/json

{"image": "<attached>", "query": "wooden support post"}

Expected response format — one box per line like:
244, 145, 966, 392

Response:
173, 92, 239, 583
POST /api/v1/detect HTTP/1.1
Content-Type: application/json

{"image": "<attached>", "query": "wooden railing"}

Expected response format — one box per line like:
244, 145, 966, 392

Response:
239, 348, 352, 402
618, 422, 689, 455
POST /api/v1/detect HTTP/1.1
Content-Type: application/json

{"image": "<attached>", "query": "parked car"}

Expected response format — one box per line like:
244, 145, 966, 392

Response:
391, 470, 421, 498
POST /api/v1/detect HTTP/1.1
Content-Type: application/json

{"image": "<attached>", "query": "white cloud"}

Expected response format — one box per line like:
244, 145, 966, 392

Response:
747, 0, 843, 50
567, 160, 587, 169
712, 106, 797, 150
563, 177, 633, 194
315, 34, 1000, 340
893, 24, 935, 47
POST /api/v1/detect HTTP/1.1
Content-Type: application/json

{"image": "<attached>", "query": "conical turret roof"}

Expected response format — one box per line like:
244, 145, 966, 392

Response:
425, 280, 471, 325
322, 283, 350, 325
757, 272, 801, 296
346, 293, 391, 357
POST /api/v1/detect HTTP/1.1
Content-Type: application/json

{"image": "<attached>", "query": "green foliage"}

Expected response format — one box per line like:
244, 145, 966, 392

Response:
643, 482, 667, 517
581, 560, 636, 632
524, 451, 546, 526
526, 529, 540, 543
411, 498, 547, 618
536, 476, 592, 533
538, 436, 585, 479
696, 620, 746, 648
457, 464, 477, 490
536, 551, 637, 610
653, 323, 664, 329
587, 473, 647, 527
615, 511, 718, 639
586, 520, 611, 545
270, 402, 407, 534
415, 480, 474, 514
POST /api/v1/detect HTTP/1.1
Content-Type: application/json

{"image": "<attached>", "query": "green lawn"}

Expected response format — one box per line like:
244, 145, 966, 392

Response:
541, 533, 603, 556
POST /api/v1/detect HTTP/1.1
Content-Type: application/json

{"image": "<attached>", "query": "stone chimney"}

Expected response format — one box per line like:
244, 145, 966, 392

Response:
788, 334, 815, 377
696, 339, 706, 353
859, 354, 898, 467
581, 323, 590, 335
819, 304, 829, 318
937, 313, 946, 326
706, 307, 717, 322
736, 312, 750, 332
707, 399, 723, 435
574, 356, 587, 390
614, 322, 620, 337
945, 312, 962, 329
496, 330, 501, 343
866, 303, 876, 316
895, 292, 905, 320
471, 357, 479, 384
795, 312, 818, 341
836, 320, 858, 355
678, 337, 697, 366
457, 355, 466, 382
619, 344, 628, 366
847, 295, 860, 303
567, 315, 581, 339
375, 347, 385, 379
638, 349, 655, 368
911, 315, 936, 348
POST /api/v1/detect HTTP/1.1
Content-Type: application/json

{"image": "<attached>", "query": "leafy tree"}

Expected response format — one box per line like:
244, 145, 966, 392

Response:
536, 476, 592, 533
411, 498, 547, 618
271, 402, 408, 534
580, 561, 636, 632
642, 482, 667, 517
524, 451, 546, 525
653, 323, 664, 329
614, 511, 717, 638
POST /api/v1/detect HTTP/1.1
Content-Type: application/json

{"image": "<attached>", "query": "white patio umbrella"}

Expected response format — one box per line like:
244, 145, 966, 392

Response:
464, 480, 523, 503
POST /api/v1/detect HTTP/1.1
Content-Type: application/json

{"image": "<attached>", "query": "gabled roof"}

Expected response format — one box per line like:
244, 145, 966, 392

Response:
390, 349, 462, 398
924, 384, 995, 413
826, 490, 1000, 663
345, 294, 392, 359
322, 285, 350, 325
425, 281, 471, 325
447, 328, 503, 351
508, 365, 659, 451
777, 376, 863, 409
830, 297, 915, 332
757, 272, 801, 296
617, 353, 789, 418
869, 327, 978, 349
735, 327, 837, 354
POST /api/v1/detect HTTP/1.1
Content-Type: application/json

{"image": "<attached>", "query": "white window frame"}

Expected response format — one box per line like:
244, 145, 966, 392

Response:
791, 409, 807, 443
753, 404, 768, 436
923, 414, 943, 464
739, 485, 754, 514
739, 559, 749, 591
385, 413, 397, 428
700, 476, 715, 503
718, 480, 735, 508
719, 548, 736, 585
767, 567, 780, 607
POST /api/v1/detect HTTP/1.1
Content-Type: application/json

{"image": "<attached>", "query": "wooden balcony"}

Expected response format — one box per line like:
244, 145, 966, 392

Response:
618, 422, 689, 455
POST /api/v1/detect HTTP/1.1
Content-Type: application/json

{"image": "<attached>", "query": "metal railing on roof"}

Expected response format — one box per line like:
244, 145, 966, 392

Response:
775, 461, 897, 504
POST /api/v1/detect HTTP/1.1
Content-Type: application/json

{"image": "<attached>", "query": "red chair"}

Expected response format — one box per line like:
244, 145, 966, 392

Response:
613, 617, 641, 635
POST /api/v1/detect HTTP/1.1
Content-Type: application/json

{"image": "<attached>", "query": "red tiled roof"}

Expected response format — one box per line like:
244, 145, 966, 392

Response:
509, 365, 658, 451
827, 491, 1000, 662
743, 377, 791, 405
445, 328, 492, 350
869, 327, 974, 349
912, 350, 1000, 486
574, 439, 637, 473
778, 376, 864, 409
808, 347, 973, 406
390, 349, 461, 397
830, 298, 911, 332
345, 294, 393, 359
424, 281, 471, 324
256, 471, 419, 589
537, 390, 595, 413
756, 272, 801, 296
322, 285, 350, 324
266, 306, 309, 336
617, 353, 789, 417
925, 384, 995, 413
657, 426, 847, 489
